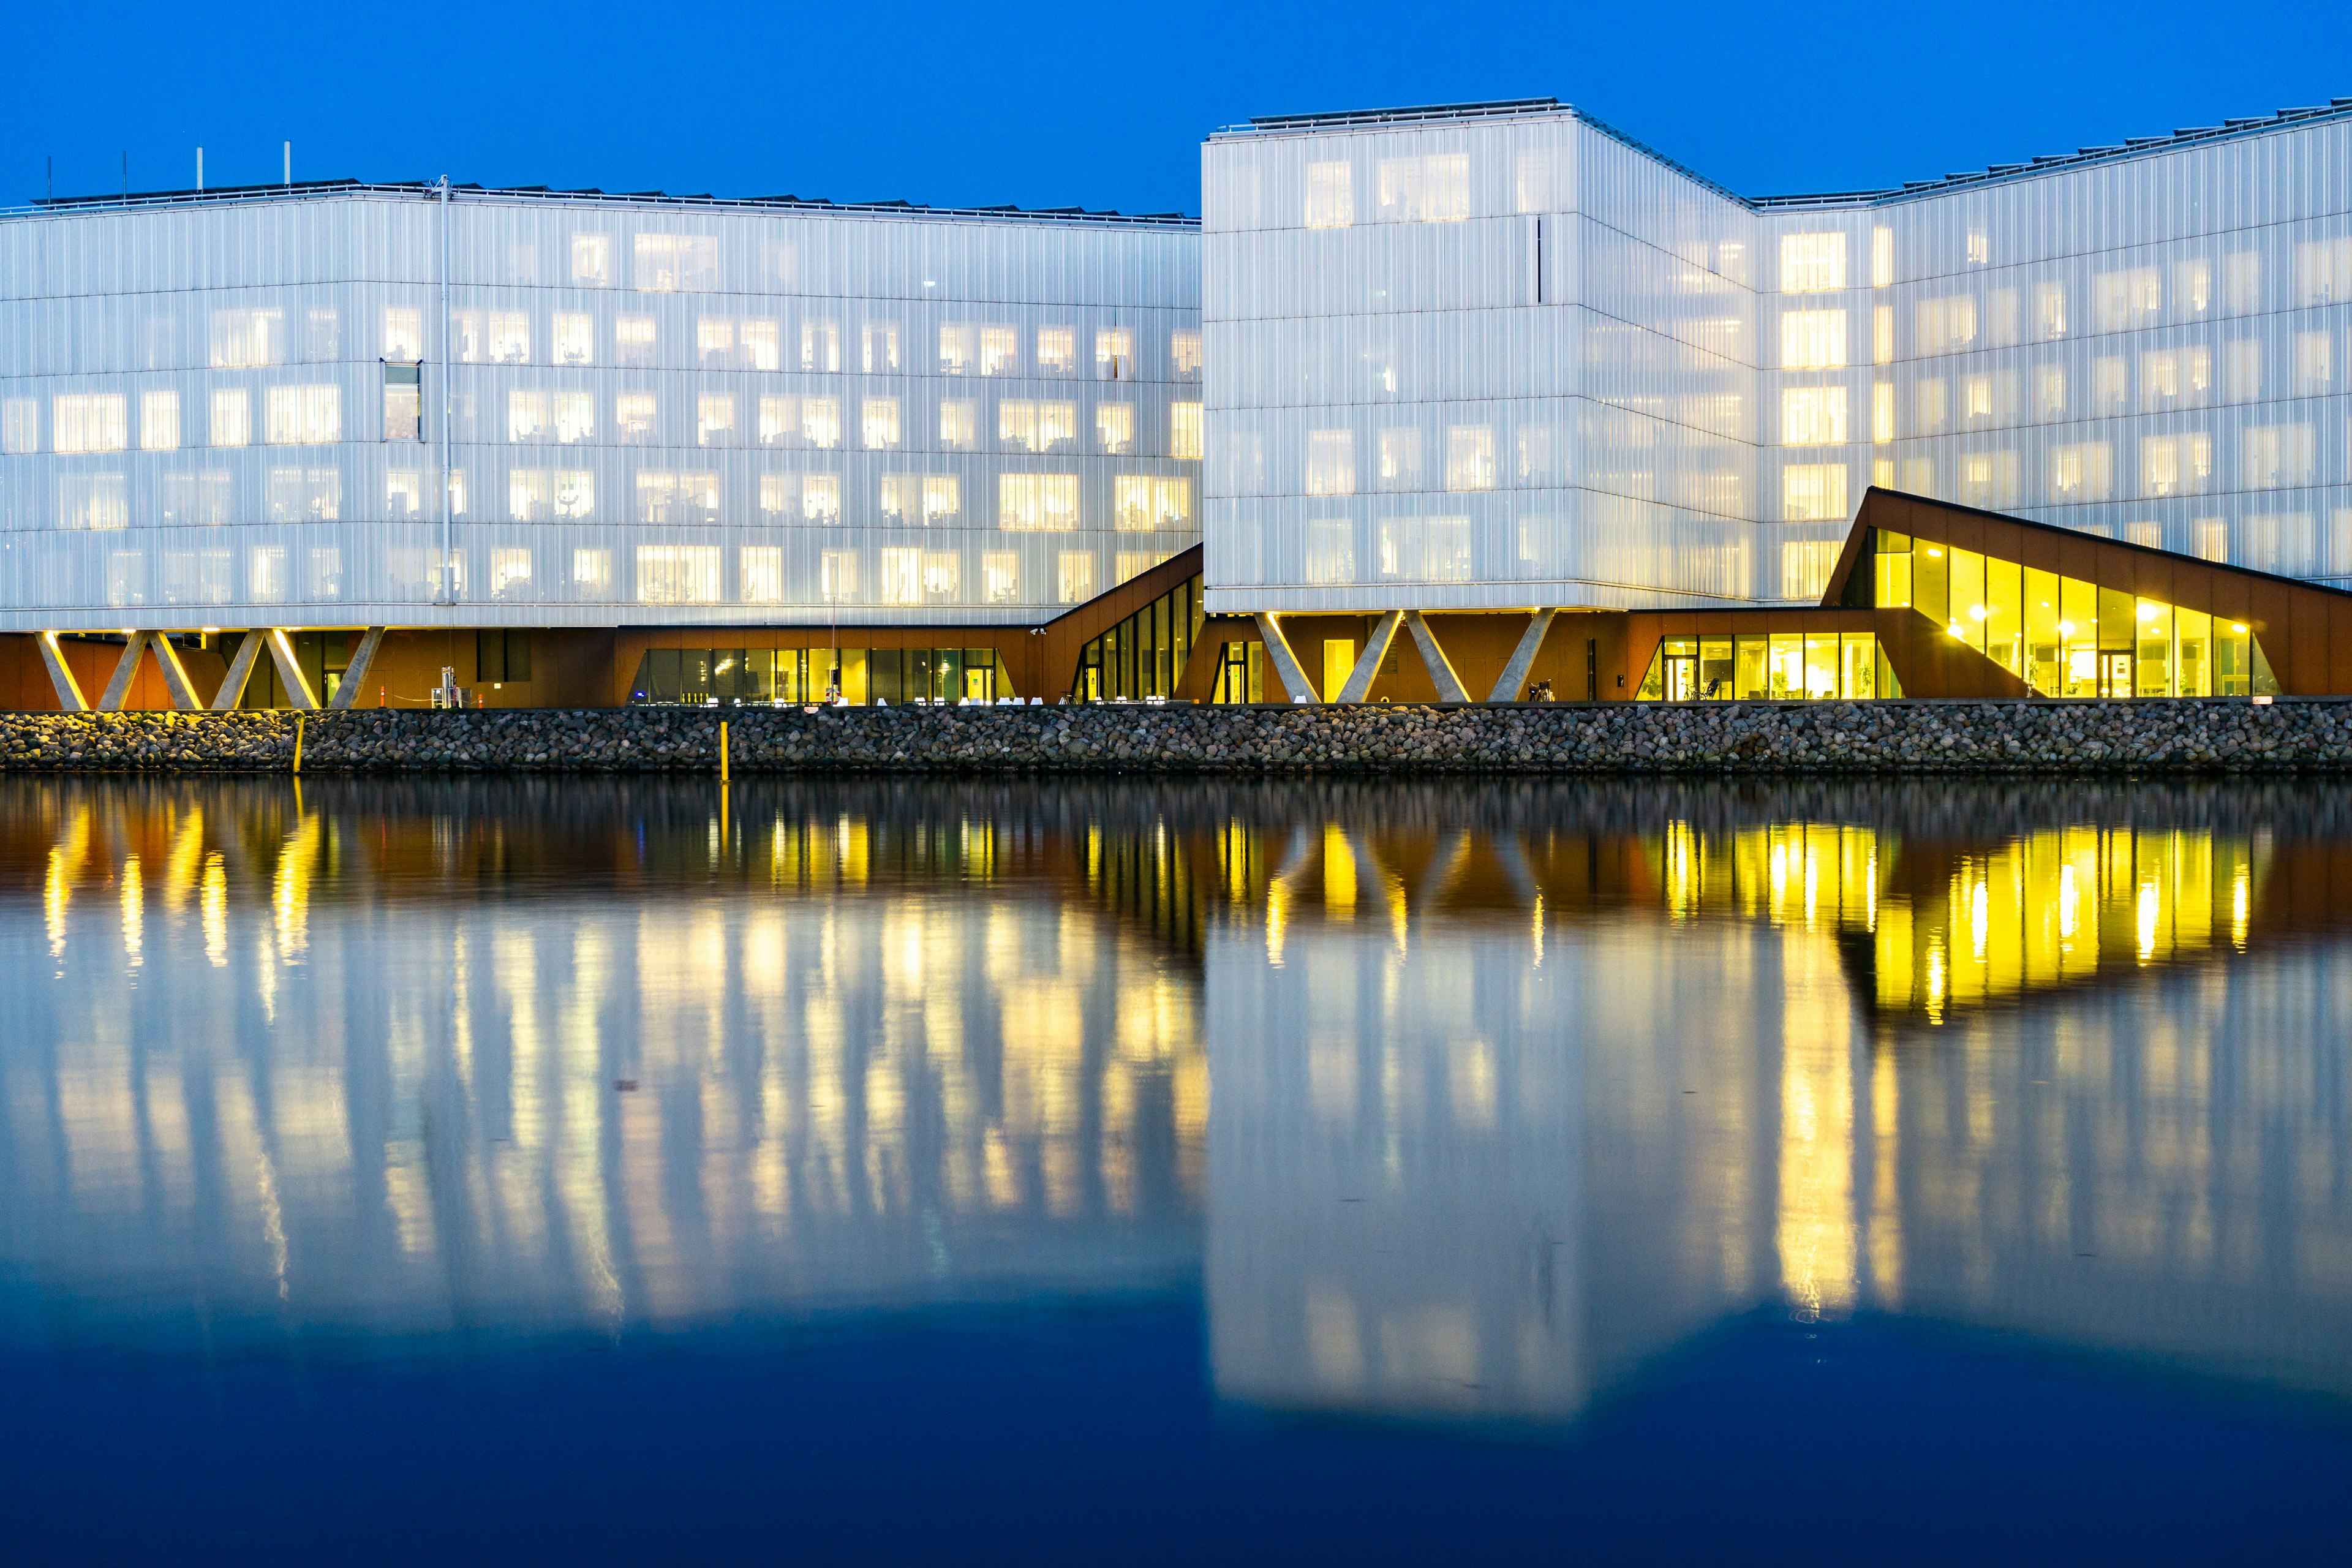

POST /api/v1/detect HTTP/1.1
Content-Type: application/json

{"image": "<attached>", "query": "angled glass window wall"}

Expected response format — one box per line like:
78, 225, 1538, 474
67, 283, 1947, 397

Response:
1636, 631, 1894, 702
1864, 529, 2280, 698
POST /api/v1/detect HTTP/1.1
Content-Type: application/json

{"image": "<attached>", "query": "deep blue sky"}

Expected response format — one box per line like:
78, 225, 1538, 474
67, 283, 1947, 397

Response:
9, 2, 2351, 215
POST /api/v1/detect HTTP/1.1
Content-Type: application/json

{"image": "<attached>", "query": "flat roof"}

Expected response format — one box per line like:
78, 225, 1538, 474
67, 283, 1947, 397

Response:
1213, 93, 2352, 211
7, 178, 1197, 229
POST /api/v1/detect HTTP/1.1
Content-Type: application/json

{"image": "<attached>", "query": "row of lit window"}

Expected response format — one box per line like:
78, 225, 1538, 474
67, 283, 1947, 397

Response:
631, 646, 1013, 706
1302, 426, 1507, 494
1870, 529, 2279, 698
46, 463, 1193, 534
1779, 306, 2351, 392
181, 303, 1201, 379
74, 540, 1152, 609
1771, 231, 2352, 312
1636, 633, 1894, 702
5, 388, 1205, 461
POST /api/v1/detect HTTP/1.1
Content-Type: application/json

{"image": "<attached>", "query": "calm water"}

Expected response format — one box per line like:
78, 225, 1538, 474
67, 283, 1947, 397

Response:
3, 775, 2350, 1563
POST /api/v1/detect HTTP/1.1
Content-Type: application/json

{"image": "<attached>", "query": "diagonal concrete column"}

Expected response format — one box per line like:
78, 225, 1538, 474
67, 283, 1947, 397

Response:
330, 628, 388, 710
1401, 611, 1470, 703
1487, 608, 1558, 703
37, 631, 90, 712
263, 628, 320, 710
96, 632, 151, 711
1334, 610, 1403, 704
146, 635, 205, 712
1253, 613, 1322, 705
210, 631, 265, 712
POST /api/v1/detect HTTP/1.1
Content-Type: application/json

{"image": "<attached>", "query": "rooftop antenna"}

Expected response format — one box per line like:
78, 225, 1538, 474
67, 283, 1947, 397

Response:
283, 141, 290, 186
197, 147, 204, 192
47, 155, 52, 201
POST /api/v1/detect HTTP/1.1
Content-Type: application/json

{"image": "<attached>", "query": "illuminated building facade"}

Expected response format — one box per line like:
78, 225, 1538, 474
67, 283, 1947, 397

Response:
1200, 95, 2352, 702
0, 182, 1202, 707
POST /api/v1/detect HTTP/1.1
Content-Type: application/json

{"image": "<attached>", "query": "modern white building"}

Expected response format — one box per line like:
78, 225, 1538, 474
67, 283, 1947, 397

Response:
1201, 96, 2352, 616
0, 179, 1203, 706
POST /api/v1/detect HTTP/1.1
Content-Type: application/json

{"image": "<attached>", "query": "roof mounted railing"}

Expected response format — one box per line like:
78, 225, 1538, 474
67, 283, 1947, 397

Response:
5, 178, 1198, 228
1215, 93, 2352, 211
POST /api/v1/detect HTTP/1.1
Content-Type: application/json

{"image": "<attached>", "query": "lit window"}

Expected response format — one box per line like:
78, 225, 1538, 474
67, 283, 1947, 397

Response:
209, 308, 284, 368
923, 552, 959, 600
758, 397, 793, 447
979, 326, 1019, 376
486, 312, 529, 364
509, 469, 549, 522
1871, 383, 1894, 443
999, 400, 1076, 453
633, 471, 720, 525
1872, 305, 1893, 365
1870, 227, 1893, 288
862, 397, 900, 450
1781, 463, 1848, 522
1916, 379, 1947, 434
1780, 388, 1847, 447
984, 552, 1019, 603
2294, 237, 2352, 305
490, 549, 532, 601
801, 396, 840, 450
2093, 266, 2164, 331
1781, 309, 1847, 369
743, 319, 779, 371
1036, 327, 1077, 374
2177, 258, 2212, 314
741, 546, 784, 605
1779, 233, 1847, 293
572, 235, 611, 286
635, 545, 722, 603
880, 547, 922, 606
698, 394, 737, 447
383, 307, 424, 360
922, 476, 960, 524
1171, 402, 1203, 460
1114, 476, 1192, 530
553, 393, 592, 445
862, 321, 900, 372
1377, 154, 1469, 223
265, 385, 340, 445
1095, 329, 1134, 380
1306, 429, 1355, 496
2295, 330, 2332, 394
1096, 403, 1134, 453
1962, 375, 1992, 425
1914, 295, 1977, 355
616, 393, 657, 444
1443, 424, 1495, 491
263, 469, 338, 523
508, 390, 549, 443
2034, 364, 2066, 421
1378, 428, 1422, 490
552, 312, 594, 366
1000, 474, 1080, 531
1782, 540, 1840, 600
1305, 160, 1354, 228
2048, 443, 2114, 502
616, 315, 656, 364
140, 390, 180, 452
2242, 424, 2315, 489
1172, 331, 1202, 379
633, 234, 717, 292
553, 470, 593, 519
938, 325, 972, 375
58, 473, 129, 530
802, 474, 840, 524
52, 393, 129, 454
801, 319, 840, 372
1058, 551, 1096, 603
940, 401, 976, 450
574, 550, 613, 598
2035, 282, 2068, 340
211, 389, 252, 448
697, 317, 735, 366
759, 475, 791, 518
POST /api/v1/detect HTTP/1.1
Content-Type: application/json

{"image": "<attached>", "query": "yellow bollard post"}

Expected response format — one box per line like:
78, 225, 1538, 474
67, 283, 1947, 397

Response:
293, 714, 305, 775
720, 718, 730, 782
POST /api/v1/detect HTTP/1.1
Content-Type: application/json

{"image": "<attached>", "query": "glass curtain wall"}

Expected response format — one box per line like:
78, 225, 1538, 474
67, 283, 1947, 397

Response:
1071, 574, 1203, 700
1864, 529, 2280, 697
1636, 631, 1893, 701
628, 646, 1006, 705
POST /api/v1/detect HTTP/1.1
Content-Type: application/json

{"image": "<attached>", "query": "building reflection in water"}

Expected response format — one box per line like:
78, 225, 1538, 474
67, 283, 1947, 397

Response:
2, 777, 2349, 1426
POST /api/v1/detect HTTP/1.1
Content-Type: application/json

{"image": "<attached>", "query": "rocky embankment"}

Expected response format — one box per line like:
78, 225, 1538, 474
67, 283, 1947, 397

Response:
2, 698, 2350, 774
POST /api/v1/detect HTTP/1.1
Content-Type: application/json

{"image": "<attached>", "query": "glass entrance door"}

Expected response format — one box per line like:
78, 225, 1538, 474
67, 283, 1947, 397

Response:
1665, 655, 1698, 702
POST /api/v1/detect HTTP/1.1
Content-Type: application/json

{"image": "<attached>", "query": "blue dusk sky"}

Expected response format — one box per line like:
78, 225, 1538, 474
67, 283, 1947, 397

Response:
6, 1, 2350, 215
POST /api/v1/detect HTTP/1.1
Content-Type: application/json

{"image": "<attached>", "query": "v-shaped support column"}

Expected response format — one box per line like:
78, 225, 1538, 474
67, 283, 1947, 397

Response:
1488, 609, 1558, 702
37, 632, 89, 712
211, 631, 265, 712
1401, 611, 1470, 703
1253, 613, 1322, 705
1334, 611, 1403, 704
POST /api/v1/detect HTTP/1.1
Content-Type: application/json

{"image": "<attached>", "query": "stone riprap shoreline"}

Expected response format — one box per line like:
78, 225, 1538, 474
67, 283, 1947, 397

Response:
3, 699, 2351, 774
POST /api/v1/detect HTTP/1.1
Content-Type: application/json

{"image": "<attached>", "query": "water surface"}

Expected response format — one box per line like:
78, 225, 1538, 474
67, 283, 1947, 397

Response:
3, 775, 2349, 1562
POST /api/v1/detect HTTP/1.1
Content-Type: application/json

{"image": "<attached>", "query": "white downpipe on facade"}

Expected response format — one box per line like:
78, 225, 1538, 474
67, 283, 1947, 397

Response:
436, 175, 453, 609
